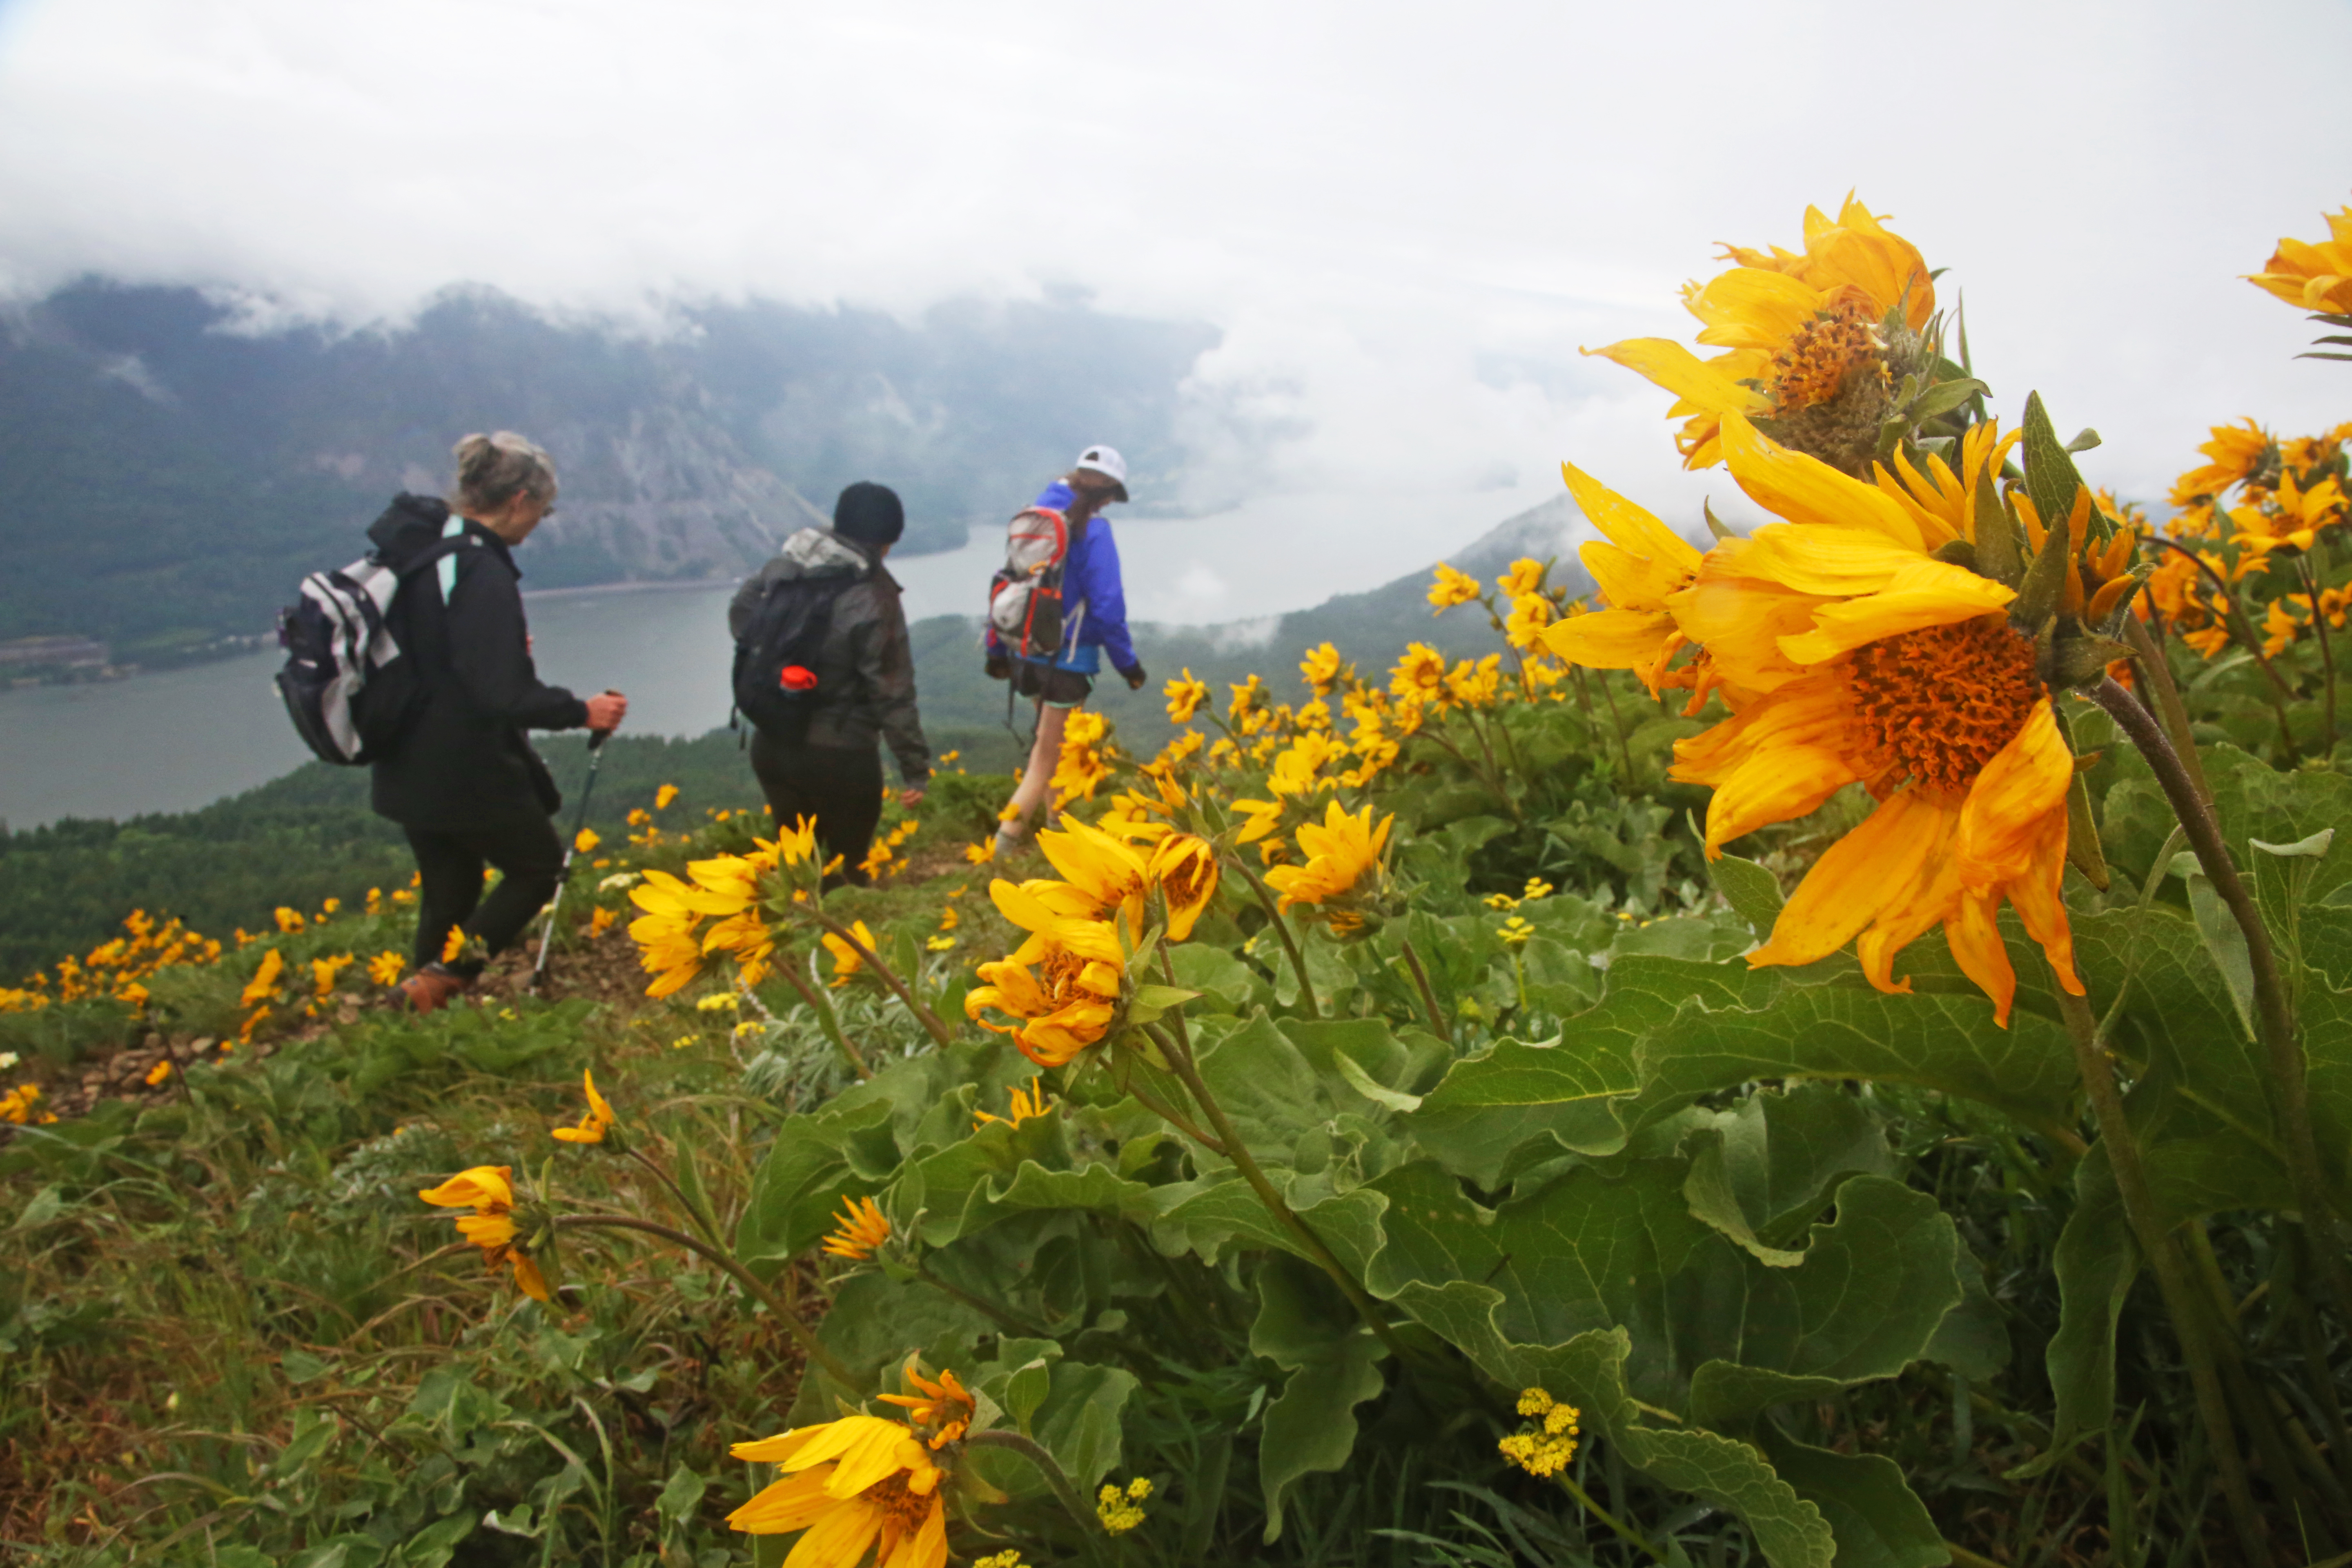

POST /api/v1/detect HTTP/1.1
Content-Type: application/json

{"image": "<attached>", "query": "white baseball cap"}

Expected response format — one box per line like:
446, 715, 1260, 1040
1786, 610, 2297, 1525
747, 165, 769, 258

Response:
1074, 444, 1130, 502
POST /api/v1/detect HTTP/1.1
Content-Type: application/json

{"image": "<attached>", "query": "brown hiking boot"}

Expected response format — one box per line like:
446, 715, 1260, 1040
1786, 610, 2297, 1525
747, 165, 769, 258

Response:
394, 964, 470, 1015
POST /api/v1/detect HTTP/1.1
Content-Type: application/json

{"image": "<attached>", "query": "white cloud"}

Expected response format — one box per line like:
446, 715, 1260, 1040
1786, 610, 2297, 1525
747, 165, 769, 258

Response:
2, 0, 2348, 542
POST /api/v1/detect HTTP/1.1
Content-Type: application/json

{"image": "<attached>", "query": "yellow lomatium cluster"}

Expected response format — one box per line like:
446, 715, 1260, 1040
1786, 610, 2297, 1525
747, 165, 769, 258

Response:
1497, 1388, 1582, 1478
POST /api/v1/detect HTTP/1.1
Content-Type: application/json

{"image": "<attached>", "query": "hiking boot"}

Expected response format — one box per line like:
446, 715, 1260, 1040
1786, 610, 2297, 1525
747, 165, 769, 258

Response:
394, 964, 470, 1015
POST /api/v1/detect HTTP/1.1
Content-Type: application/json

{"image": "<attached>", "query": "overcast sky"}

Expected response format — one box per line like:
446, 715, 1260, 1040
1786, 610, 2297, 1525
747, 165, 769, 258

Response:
3, 0, 2348, 555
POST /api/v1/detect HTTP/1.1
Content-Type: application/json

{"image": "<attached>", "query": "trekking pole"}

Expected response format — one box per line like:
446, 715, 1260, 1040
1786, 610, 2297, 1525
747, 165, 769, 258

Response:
528, 724, 612, 996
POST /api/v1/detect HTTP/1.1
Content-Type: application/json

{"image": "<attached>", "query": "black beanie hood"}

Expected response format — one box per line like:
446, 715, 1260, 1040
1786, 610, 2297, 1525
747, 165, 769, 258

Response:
833, 481, 905, 548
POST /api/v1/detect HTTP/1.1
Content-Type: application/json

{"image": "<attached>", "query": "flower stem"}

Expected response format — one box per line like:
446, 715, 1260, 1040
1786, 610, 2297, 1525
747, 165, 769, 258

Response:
2047, 984, 2268, 1563
1232, 858, 1320, 1020
811, 911, 955, 1049
1143, 1021, 1414, 1365
554, 1214, 857, 1388
1555, 1470, 1661, 1563
1596, 671, 1639, 782
771, 952, 873, 1079
2154, 538, 2300, 760
2299, 553, 2340, 755
1398, 938, 1450, 1045
2120, 612, 2212, 808
2090, 675, 2352, 1329
963, 1429, 1098, 1545
621, 1146, 726, 1252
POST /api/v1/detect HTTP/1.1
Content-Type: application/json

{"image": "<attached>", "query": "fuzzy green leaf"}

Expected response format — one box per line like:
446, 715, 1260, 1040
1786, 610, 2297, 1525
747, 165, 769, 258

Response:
1251, 1256, 1388, 1541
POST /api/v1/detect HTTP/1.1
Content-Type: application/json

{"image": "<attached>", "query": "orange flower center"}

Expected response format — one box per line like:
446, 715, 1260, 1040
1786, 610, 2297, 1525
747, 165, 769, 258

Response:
1159, 855, 1212, 907
1846, 616, 2040, 797
861, 1472, 936, 1534
1771, 301, 1888, 414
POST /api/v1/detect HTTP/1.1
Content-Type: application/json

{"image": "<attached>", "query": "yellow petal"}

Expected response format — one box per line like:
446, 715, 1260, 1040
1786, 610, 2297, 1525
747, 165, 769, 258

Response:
1540, 607, 1677, 670
726, 1468, 836, 1533
1956, 699, 2071, 887
1776, 562, 2016, 665
1946, 889, 2018, 1028
733, 1428, 826, 1465
1720, 412, 1926, 549
1560, 459, 1702, 578
1751, 787, 1948, 970
1852, 809, 1967, 995
1584, 338, 1762, 418
1664, 575, 1826, 694
1703, 744, 1864, 852
782, 1499, 884, 1566
1687, 266, 1825, 351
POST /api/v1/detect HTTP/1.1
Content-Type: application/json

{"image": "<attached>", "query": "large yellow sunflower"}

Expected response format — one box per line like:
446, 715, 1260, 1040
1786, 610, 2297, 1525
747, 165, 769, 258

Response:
1589, 195, 1936, 475
1556, 412, 2087, 1025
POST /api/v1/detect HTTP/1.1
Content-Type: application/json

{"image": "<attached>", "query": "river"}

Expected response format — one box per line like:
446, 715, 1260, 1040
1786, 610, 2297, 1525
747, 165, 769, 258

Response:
0, 482, 1556, 828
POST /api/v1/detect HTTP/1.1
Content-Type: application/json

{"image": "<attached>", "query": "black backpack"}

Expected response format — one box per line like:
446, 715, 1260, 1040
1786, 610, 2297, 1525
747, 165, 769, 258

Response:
274, 536, 473, 765
732, 569, 860, 743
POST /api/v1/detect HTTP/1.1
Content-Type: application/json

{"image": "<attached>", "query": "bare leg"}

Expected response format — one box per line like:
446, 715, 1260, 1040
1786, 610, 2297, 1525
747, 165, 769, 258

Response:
1000, 701, 1071, 843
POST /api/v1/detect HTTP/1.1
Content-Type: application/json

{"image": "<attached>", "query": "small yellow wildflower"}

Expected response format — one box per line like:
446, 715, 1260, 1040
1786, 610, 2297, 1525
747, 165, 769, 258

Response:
587, 906, 617, 938
441, 926, 466, 964
1482, 892, 1520, 911
1499, 1388, 1581, 1477
670, 1034, 696, 1050
1299, 641, 1343, 694
575, 828, 600, 854
1428, 562, 1483, 612
654, 783, 679, 811
966, 837, 998, 864
1499, 916, 1535, 947
367, 951, 404, 987
1498, 557, 1547, 598
1097, 1477, 1152, 1535
311, 953, 354, 998
1522, 878, 1554, 901
274, 906, 305, 934
973, 1554, 1031, 1568
240, 949, 285, 1009
927, 935, 958, 952
145, 1059, 173, 1087
697, 992, 740, 1013
822, 1194, 891, 1260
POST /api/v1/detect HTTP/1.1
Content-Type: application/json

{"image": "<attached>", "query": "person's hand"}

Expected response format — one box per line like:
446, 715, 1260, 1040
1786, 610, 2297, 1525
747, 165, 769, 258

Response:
898, 786, 927, 806
1122, 665, 1148, 690
585, 690, 628, 732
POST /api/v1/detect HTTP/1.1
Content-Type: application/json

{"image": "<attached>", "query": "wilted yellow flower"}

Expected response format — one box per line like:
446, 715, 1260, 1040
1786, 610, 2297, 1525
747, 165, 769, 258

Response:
240, 949, 285, 1009
654, 784, 679, 811
550, 1069, 617, 1145
965, 880, 1127, 1067
1428, 562, 1483, 612
1148, 833, 1220, 941
975, 1075, 1053, 1131
822, 1194, 891, 1260
2246, 205, 2352, 314
417, 1165, 551, 1302
1588, 194, 1934, 473
1299, 641, 1343, 694
728, 1409, 950, 1565
877, 1358, 978, 1450
1165, 670, 1210, 725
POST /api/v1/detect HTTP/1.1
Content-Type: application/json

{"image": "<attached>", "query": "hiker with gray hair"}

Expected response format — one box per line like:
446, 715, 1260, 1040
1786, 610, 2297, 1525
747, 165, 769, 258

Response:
368, 431, 628, 1012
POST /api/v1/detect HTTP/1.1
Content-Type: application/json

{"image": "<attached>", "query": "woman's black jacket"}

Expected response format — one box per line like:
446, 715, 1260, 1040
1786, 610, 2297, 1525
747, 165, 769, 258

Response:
365, 494, 590, 832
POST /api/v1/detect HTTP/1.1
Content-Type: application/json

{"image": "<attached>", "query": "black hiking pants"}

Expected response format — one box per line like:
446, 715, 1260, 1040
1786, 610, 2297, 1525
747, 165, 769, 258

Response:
748, 733, 884, 890
405, 818, 565, 978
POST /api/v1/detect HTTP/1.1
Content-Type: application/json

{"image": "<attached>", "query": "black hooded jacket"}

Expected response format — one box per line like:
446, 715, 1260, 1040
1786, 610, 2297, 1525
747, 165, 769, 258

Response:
365, 493, 590, 831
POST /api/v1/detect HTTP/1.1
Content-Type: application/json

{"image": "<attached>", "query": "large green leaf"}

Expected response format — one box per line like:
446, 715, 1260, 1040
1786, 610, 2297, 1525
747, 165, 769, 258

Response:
733, 1096, 898, 1278
2025, 1144, 2137, 1476
1758, 1432, 1946, 1568
1681, 1084, 1894, 1267
1250, 1256, 1388, 1542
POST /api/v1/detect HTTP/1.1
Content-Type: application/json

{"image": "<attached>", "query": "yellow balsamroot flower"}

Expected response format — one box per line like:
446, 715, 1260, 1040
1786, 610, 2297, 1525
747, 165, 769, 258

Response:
1148, 833, 1220, 941
1227, 674, 1266, 724
822, 1194, 891, 1261
1264, 801, 1394, 921
1, 1082, 50, 1125
975, 1075, 1053, 1131
1444, 655, 1504, 710
822, 920, 879, 989
628, 871, 708, 998
1539, 459, 1706, 697
877, 1359, 978, 1448
2230, 467, 2347, 558
1388, 642, 1448, 703
1497, 557, 1547, 598
654, 783, 679, 811
1588, 194, 1934, 472
575, 828, 600, 855
1034, 817, 1152, 939
587, 906, 617, 939
1165, 669, 1210, 725
550, 1069, 616, 1145
2246, 204, 2352, 314
1231, 797, 1287, 847
2169, 419, 2274, 508
965, 837, 998, 865
965, 880, 1126, 1067
240, 949, 285, 1009
311, 953, 354, 998
1299, 641, 1343, 695
1561, 412, 2082, 1025
1503, 592, 1555, 651
417, 1165, 552, 1302
367, 951, 404, 987
1499, 1388, 1581, 1477
1428, 562, 1483, 612
274, 906, 305, 934
1097, 1477, 1153, 1534
728, 1407, 953, 1565
1051, 709, 1114, 803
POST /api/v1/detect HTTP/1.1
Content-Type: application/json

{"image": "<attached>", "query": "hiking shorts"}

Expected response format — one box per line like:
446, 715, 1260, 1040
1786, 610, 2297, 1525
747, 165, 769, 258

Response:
1014, 660, 1092, 708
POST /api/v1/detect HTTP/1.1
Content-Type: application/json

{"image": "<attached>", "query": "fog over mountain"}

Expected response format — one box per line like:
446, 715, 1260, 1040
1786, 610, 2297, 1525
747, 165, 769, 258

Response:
0, 281, 1216, 653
